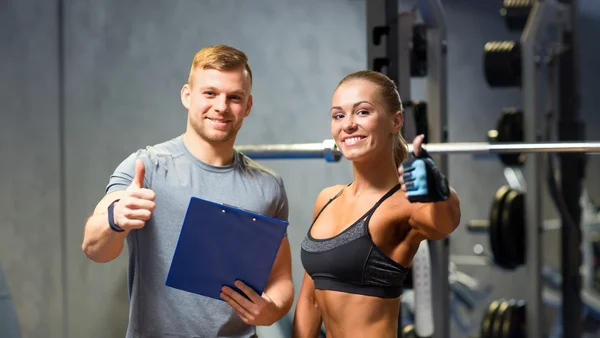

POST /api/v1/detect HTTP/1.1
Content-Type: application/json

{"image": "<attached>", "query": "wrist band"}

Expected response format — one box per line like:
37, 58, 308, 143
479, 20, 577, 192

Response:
108, 199, 125, 233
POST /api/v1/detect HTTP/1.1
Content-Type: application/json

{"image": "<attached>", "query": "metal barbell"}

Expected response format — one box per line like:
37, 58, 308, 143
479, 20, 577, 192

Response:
234, 140, 600, 162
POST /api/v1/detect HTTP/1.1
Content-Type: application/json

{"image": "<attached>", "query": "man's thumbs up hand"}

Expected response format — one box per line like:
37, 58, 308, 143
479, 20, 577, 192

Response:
130, 159, 146, 190
114, 159, 156, 231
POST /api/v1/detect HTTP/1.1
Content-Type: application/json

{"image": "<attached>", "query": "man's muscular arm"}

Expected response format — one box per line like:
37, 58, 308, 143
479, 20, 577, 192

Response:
82, 159, 155, 262
82, 191, 131, 262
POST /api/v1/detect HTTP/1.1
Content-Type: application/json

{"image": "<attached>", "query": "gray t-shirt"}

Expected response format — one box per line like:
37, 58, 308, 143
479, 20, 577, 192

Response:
105, 135, 289, 338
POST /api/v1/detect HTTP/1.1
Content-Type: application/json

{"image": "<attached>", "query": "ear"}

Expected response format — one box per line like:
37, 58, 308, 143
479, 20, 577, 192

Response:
181, 83, 192, 110
244, 95, 253, 117
392, 110, 404, 134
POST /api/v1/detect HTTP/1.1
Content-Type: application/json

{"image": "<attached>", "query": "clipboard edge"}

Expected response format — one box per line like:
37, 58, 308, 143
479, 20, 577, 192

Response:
191, 196, 289, 227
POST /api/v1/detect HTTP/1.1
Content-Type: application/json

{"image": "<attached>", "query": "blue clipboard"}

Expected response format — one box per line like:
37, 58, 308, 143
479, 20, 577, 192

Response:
165, 196, 289, 301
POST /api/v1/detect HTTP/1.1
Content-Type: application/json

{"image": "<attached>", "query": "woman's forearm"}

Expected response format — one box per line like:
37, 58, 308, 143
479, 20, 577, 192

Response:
410, 188, 461, 239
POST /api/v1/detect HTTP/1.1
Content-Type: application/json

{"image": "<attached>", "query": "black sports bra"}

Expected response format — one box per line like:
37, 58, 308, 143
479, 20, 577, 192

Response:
300, 184, 409, 298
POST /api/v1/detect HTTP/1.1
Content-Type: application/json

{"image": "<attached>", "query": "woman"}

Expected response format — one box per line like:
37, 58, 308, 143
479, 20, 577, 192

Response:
292, 70, 461, 338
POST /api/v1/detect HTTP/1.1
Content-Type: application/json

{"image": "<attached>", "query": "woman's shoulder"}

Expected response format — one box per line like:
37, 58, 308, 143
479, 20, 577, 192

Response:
319, 184, 348, 197
312, 184, 347, 210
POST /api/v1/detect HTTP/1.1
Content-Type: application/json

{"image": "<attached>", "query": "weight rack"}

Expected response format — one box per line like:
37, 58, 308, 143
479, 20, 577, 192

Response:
367, 1, 449, 336
235, 0, 584, 337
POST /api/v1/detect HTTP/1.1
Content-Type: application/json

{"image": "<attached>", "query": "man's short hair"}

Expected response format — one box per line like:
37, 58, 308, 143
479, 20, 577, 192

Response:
188, 45, 253, 87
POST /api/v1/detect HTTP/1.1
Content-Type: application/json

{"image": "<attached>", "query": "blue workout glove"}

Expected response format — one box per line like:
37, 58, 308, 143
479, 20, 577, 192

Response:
401, 148, 450, 203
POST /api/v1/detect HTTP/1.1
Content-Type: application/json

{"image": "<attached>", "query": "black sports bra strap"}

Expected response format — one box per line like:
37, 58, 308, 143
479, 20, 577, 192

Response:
363, 183, 402, 221
311, 185, 348, 225
311, 183, 400, 225
373, 184, 402, 209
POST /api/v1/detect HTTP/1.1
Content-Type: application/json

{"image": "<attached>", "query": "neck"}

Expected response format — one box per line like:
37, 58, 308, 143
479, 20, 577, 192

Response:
183, 128, 236, 167
348, 153, 400, 197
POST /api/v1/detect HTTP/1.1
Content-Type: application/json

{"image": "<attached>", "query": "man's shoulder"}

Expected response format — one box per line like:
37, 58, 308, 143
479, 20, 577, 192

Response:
132, 135, 185, 164
236, 151, 284, 186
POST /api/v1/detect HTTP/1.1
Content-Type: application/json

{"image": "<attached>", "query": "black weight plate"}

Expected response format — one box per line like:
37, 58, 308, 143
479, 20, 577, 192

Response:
499, 299, 516, 338
500, 191, 523, 269
502, 189, 526, 268
490, 186, 512, 269
481, 299, 503, 338
507, 300, 526, 338
496, 108, 525, 166
491, 299, 511, 338
496, 108, 523, 143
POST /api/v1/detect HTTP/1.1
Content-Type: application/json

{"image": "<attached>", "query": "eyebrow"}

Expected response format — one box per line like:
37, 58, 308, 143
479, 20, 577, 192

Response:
331, 100, 374, 111
201, 86, 247, 96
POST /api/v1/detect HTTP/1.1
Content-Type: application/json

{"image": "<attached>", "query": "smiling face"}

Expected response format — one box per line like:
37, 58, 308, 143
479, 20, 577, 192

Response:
331, 79, 403, 164
181, 67, 252, 144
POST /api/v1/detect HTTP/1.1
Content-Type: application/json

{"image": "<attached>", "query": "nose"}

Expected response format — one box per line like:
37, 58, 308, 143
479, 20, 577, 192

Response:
213, 94, 228, 113
342, 114, 357, 132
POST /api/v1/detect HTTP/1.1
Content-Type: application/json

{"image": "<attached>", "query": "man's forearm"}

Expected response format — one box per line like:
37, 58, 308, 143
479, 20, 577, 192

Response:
82, 212, 128, 263
264, 277, 294, 320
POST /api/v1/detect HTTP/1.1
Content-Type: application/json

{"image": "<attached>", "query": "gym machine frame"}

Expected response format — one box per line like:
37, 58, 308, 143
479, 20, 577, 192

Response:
235, 1, 589, 337
370, 1, 449, 336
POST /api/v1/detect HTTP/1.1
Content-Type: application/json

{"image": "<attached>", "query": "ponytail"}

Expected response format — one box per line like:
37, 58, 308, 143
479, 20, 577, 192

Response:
393, 132, 409, 167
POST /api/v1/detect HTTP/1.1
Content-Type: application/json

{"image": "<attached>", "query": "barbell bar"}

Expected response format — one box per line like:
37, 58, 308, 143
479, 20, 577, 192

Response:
234, 140, 600, 162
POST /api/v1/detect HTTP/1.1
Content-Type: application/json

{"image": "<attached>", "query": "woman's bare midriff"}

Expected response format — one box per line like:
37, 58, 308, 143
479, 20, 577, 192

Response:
315, 289, 401, 338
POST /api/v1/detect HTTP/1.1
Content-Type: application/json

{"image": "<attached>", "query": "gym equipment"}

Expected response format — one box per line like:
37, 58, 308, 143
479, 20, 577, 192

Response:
487, 108, 525, 167
234, 141, 600, 161
480, 298, 526, 338
243, 0, 576, 337
484, 40, 522, 88
367, 0, 448, 336
402, 324, 418, 338
401, 263, 491, 335
405, 101, 430, 144
466, 185, 526, 270
466, 184, 600, 271
410, 24, 428, 77
500, 0, 535, 32
412, 241, 434, 337
479, 266, 600, 338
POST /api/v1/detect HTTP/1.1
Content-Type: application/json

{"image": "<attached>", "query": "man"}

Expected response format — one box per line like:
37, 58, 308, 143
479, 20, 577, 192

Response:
82, 45, 294, 338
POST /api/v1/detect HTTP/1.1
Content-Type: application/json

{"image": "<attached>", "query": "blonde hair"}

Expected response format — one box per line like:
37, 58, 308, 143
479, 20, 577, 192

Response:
337, 70, 409, 167
188, 44, 253, 86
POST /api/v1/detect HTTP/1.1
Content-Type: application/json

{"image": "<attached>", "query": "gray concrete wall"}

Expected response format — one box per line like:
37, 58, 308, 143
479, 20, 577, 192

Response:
0, 0, 64, 337
2, 0, 600, 337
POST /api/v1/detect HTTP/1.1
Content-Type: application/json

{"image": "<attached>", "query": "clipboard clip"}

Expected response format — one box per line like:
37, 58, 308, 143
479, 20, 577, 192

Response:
221, 203, 258, 221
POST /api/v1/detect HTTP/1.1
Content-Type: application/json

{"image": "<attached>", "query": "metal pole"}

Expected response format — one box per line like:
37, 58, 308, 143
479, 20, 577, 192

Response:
556, 0, 585, 334
414, 1, 449, 337
521, 2, 561, 337
366, 0, 399, 85
522, 4, 541, 338
234, 141, 600, 160
397, 11, 417, 141
367, 2, 405, 335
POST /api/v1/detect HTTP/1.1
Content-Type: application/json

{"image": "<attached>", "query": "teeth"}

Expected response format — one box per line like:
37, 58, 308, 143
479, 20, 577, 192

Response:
344, 137, 363, 145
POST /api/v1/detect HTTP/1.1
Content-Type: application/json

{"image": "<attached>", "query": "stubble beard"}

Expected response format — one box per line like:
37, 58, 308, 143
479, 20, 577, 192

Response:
190, 116, 238, 143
